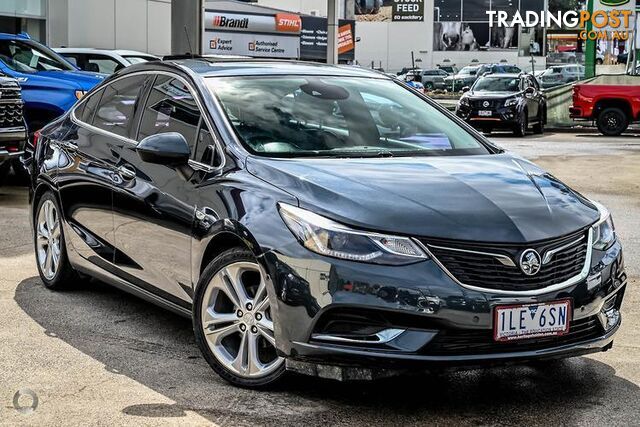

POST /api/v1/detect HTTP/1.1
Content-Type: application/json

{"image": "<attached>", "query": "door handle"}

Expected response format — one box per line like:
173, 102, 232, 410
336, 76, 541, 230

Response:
117, 164, 137, 180
57, 140, 78, 152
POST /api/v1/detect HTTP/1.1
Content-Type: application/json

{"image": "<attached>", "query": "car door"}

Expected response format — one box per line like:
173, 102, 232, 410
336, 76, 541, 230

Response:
58, 73, 151, 265
111, 73, 218, 305
522, 76, 538, 121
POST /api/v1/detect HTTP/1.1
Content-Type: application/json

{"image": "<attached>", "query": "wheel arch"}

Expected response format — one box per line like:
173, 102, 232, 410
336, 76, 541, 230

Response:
193, 220, 266, 288
594, 98, 632, 119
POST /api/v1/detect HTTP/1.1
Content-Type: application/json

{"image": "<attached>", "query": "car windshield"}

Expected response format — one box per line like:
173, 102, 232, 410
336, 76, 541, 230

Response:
0, 39, 75, 73
207, 76, 491, 158
473, 77, 520, 92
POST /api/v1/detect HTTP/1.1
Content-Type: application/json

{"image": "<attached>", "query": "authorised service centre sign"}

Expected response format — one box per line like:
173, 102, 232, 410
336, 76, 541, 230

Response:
392, 0, 425, 22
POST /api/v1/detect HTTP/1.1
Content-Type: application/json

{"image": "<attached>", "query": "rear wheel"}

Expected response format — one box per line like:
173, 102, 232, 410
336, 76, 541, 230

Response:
0, 161, 10, 186
533, 108, 545, 134
34, 191, 80, 289
597, 107, 629, 136
424, 82, 434, 91
193, 248, 285, 388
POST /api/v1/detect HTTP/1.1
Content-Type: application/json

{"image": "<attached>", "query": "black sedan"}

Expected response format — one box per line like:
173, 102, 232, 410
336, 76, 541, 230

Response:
456, 73, 547, 136
29, 59, 625, 388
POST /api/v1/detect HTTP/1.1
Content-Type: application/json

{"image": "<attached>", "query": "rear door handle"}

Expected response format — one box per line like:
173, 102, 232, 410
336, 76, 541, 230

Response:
117, 164, 137, 180
57, 140, 78, 152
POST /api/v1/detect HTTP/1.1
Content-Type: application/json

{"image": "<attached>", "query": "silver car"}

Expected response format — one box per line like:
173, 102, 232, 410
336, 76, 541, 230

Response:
538, 65, 585, 89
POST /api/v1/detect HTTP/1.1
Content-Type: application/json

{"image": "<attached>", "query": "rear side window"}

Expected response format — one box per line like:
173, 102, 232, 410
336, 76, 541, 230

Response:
137, 75, 201, 147
93, 75, 148, 138
77, 88, 104, 124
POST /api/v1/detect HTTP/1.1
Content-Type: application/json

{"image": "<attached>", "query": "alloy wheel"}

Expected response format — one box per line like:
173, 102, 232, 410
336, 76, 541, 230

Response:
200, 261, 283, 379
603, 111, 622, 133
36, 200, 61, 280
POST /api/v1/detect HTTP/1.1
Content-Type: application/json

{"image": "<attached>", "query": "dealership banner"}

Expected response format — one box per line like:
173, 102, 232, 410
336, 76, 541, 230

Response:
203, 10, 301, 34
300, 17, 355, 61
203, 32, 299, 58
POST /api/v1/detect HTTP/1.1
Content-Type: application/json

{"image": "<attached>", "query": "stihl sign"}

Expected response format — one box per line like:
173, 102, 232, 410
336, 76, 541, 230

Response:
275, 13, 301, 33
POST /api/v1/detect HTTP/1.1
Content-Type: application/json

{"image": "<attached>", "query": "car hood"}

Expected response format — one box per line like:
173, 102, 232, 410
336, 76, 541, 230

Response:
466, 91, 517, 99
31, 70, 106, 90
246, 154, 599, 243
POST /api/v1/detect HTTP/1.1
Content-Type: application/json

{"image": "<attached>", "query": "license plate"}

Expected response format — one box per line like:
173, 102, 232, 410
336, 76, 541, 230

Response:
494, 300, 571, 342
478, 110, 492, 117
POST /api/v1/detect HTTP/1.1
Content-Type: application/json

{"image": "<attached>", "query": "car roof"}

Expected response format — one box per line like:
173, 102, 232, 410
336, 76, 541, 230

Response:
480, 73, 523, 78
54, 47, 159, 57
121, 58, 389, 79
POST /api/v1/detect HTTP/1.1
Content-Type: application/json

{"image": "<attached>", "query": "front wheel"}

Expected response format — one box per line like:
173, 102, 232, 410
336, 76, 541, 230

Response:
513, 112, 528, 137
533, 108, 545, 134
193, 248, 285, 388
597, 107, 629, 136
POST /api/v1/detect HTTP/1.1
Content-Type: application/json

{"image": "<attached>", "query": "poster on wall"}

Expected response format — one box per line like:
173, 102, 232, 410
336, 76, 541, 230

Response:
433, 22, 518, 51
392, 0, 424, 22
299, 16, 356, 62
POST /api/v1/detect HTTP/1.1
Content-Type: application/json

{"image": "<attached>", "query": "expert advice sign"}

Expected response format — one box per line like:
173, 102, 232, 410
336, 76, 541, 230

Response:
392, 0, 424, 22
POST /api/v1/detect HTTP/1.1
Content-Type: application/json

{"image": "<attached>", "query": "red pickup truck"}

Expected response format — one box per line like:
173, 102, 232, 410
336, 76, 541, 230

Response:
570, 80, 640, 136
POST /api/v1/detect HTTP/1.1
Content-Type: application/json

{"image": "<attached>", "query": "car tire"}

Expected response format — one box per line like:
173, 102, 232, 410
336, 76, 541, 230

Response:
424, 82, 434, 90
533, 109, 545, 134
513, 111, 527, 137
34, 191, 81, 290
597, 107, 629, 136
193, 247, 286, 388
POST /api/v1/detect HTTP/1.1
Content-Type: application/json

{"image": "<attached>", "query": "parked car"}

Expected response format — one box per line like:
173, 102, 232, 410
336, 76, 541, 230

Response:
54, 48, 160, 74
0, 75, 27, 184
402, 68, 447, 90
538, 65, 585, 89
570, 80, 640, 136
30, 59, 625, 388
456, 73, 546, 136
476, 63, 522, 77
437, 65, 458, 75
444, 65, 481, 91
0, 33, 105, 136
0, 33, 105, 181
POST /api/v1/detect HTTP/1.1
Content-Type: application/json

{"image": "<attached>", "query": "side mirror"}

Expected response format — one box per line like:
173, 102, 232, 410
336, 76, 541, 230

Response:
462, 86, 470, 93
525, 86, 535, 95
136, 132, 190, 166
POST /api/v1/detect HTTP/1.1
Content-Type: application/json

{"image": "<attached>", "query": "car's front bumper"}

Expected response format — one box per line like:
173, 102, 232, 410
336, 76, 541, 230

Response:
456, 105, 522, 128
262, 237, 626, 379
0, 127, 27, 163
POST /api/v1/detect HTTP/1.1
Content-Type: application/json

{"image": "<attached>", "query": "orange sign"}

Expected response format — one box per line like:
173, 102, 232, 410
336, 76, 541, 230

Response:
338, 24, 354, 54
275, 13, 301, 33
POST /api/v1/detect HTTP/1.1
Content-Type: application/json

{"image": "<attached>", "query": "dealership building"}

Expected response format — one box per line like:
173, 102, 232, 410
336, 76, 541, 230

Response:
0, 0, 636, 73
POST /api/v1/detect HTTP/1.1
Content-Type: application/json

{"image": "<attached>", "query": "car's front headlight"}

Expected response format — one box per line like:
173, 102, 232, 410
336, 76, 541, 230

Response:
504, 98, 518, 107
278, 203, 428, 265
459, 97, 470, 106
592, 202, 616, 251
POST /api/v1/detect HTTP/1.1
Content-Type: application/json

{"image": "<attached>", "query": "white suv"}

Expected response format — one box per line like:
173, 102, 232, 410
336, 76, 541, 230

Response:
54, 48, 160, 74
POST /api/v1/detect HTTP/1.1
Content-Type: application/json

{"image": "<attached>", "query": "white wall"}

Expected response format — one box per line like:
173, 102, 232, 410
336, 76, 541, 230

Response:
51, 0, 171, 55
255, 0, 347, 18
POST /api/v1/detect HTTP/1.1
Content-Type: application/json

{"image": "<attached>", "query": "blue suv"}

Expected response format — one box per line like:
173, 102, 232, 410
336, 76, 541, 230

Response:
0, 33, 105, 137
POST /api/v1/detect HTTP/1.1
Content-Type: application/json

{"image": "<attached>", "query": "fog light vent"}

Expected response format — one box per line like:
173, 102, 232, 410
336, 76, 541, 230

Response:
598, 296, 620, 331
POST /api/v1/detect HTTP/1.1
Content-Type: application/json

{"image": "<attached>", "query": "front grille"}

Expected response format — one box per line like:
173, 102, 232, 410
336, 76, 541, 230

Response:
0, 101, 24, 128
420, 228, 589, 292
0, 88, 21, 101
423, 316, 602, 356
472, 99, 502, 109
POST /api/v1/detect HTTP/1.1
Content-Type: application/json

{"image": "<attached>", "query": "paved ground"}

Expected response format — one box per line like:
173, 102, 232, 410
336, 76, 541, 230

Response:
1, 132, 639, 426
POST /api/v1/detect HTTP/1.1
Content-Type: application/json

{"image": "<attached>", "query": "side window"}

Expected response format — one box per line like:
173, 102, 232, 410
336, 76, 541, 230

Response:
193, 119, 221, 167
93, 75, 148, 138
78, 88, 104, 124
62, 54, 78, 67
86, 54, 121, 74
138, 75, 201, 148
